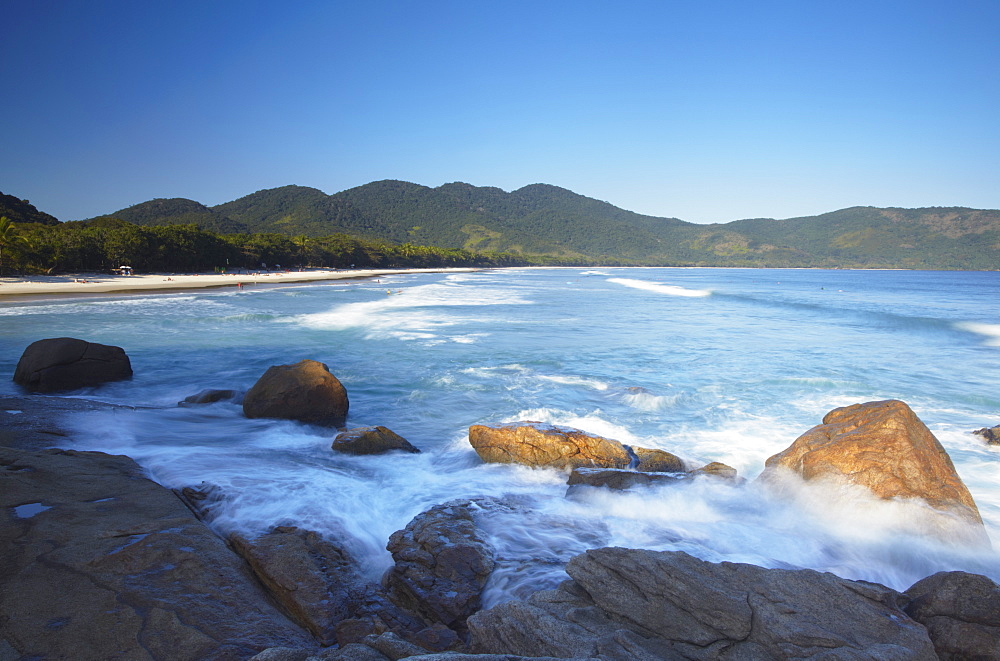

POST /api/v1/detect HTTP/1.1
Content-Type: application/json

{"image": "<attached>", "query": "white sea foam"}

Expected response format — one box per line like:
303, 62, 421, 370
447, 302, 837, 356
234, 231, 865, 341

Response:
607, 277, 711, 297
537, 375, 610, 391
290, 282, 532, 342
621, 388, 681, 412
956, 322, 1000, 346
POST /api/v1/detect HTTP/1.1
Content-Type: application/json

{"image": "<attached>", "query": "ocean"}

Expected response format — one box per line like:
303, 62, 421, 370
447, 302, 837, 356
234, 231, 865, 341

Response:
2, 267, 998, 603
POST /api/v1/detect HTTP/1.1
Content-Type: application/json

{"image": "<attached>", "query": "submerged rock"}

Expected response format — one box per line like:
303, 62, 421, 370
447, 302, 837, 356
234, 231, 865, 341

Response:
972, 424, 1000, 445
13, 337, 132, 392
758, 399, 987, 541
904, 571, 1000, 660
691, 461, 741, 481
243, 359, 349, 427
178, 388, 242, 406
332, 426, 421, 455
467, 547, 937, 660
0, 446, 309, 660
383, 499, 496, 634
468, 421, 630, 469
566, 467, 684, 491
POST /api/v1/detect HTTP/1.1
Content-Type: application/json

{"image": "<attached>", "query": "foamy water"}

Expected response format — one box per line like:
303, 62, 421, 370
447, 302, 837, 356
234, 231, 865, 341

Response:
2, 267, 998, 603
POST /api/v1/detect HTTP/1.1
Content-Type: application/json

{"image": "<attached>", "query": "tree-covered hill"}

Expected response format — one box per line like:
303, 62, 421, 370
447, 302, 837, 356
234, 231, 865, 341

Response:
18, 182, 1000, 269
0, 192, 59, 225
90, 198, 248, 234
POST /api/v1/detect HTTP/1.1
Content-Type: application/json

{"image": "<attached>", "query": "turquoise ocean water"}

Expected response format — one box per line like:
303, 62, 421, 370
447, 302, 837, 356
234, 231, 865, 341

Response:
2, 267, 998, 602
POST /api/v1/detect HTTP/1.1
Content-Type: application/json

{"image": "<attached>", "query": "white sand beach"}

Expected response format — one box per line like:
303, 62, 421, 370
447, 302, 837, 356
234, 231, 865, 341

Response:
0, 268, 478, 298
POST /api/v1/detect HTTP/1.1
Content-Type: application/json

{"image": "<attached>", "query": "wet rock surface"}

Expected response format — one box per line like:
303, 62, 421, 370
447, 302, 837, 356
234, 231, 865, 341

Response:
383, 499, 496, 634
566, 467, 684, 491
904, 570, 1000, 660
0, 446, 309, 660
468, 547, 938, 660
468, 421, 631, 469
332, 426, 421, 455
13, 337, 133, 392
243, 359, 349, 426
972, 424, 1000, 445
179, 388, 243, 406
631, 446, 685, 472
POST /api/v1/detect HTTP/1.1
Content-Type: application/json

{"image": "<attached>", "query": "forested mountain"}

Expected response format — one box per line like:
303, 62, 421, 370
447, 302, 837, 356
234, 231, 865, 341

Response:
90, 198, 248, 234
22, 182, 1000, 269
0, 192, 59, 225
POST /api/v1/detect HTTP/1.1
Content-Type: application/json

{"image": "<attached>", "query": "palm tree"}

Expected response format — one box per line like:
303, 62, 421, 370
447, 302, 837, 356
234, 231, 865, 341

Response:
0, 216, 32, 277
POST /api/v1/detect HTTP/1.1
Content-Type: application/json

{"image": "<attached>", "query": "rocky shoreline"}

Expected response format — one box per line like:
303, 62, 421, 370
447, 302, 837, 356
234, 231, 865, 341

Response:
3, 346, 1000, 660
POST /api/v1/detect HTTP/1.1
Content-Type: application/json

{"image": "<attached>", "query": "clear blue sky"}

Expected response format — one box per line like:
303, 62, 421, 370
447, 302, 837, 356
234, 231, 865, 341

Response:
2, 0, 998, 223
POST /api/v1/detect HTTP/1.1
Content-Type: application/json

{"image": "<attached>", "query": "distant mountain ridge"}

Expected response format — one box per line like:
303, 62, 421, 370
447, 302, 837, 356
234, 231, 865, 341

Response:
30, 181, 1000, 268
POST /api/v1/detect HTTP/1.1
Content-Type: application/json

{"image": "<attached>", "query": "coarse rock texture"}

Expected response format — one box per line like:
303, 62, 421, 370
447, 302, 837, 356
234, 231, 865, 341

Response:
973, 424, 1000, 445
332, 426, 421, 455
566, 467, 684, 491
759, 399, 986, 534
904, 571, 1000, 660
13, 337, 133, 392
229, 526, 364, 646
632, 446, 685, 472
179, 388, 242, 406
175, 481, 228, 522
468, 422, 631, 470
383, 499, 496, 634
467, 547, 938, 660
0, 446, 309, 660
243, 359, 349, 427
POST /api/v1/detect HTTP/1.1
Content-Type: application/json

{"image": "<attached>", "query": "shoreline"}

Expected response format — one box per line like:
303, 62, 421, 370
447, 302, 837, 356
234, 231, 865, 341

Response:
0, 267, 479, 300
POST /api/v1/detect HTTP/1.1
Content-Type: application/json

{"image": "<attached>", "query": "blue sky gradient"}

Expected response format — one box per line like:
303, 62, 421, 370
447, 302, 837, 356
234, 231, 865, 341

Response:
2, 0, 998, 223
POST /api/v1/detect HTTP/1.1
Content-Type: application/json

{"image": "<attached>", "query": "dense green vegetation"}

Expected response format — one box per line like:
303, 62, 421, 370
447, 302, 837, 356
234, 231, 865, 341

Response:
0, 216, 565, 276
5, 183, 999, 271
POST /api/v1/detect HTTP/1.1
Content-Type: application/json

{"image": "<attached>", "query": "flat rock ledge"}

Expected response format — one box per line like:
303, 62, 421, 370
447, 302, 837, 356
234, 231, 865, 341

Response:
467, 547, 939, 660
0, 445, 309, 660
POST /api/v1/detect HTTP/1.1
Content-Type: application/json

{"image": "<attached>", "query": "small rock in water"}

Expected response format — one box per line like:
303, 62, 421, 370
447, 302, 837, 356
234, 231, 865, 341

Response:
566, 467, 685, 491
972, 424, 1000, 445
631, 446, 686, 472
178, 388, 242, 406
468, 421, 631, 469
332, 426, 420, 455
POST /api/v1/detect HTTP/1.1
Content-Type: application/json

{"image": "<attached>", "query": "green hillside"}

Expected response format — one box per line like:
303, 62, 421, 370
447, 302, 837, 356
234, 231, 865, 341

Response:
25, 182, 1000, 269
0, 192, 59, 225
91, 198, 248, 234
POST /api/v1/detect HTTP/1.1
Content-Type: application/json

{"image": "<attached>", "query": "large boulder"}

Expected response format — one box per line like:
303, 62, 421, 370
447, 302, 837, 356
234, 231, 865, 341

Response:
468, 547, 937, 660
468, 422, 631, 470
332, 426, 420, 455
758, 400, 986, 535
243, 359, 349, 427
13, 337, 132, 392
904, 571, 1000, 660
383, 500, 496, 634
0, 446, 309, 660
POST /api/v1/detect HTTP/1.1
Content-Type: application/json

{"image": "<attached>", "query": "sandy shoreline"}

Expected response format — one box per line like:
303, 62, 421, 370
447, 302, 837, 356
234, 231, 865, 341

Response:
0, 267, 479, 299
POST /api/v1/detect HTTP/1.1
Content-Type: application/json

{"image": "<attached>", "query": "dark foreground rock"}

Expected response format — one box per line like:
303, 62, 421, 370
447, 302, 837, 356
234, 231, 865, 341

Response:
230, 526, 363, 646
468, 422, 631, 469
383, 500, 496, 635
0, 446, 309, 660
243, 359, 349, 427
759, 399, 987, 541
13, 337, 133, 392
467, 547, 938, 660
332, 426, 421, 455
904, 571, 1000, 660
